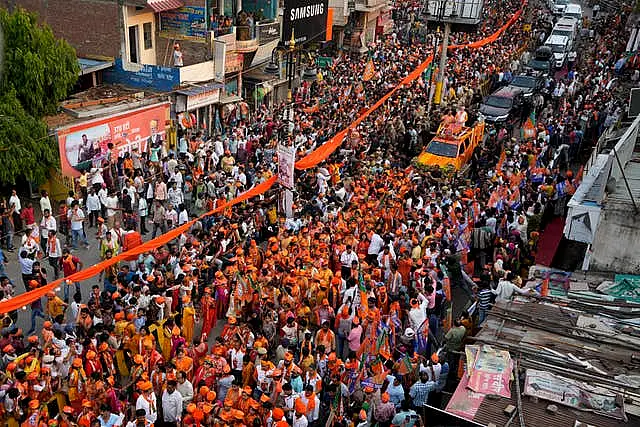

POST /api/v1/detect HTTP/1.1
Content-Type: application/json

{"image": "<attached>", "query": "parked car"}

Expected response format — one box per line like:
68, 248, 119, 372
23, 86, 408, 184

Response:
479, 86, 526, 124
507, 74, 544, 97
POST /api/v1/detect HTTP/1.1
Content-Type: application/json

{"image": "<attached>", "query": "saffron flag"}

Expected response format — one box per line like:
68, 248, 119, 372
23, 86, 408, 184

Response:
363, 59, 376, 81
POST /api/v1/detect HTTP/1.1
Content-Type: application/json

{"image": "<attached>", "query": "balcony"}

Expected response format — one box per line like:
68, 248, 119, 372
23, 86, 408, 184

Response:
235, 25, 259, 53
355, 0, 388, 12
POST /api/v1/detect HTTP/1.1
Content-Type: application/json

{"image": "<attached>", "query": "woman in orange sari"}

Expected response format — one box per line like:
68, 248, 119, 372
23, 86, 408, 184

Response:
174, 347, 194, 380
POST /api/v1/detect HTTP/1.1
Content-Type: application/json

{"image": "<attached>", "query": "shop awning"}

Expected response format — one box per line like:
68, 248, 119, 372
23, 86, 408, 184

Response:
147, 0, 184, 12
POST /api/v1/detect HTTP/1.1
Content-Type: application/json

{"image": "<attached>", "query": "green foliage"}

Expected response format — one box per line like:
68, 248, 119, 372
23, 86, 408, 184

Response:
0, 90, 58, 184
0, 7, 79, 118
0, 7, 77, 184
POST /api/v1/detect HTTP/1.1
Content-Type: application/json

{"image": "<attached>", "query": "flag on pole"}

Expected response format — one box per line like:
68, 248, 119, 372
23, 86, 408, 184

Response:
363, 59, 376, 81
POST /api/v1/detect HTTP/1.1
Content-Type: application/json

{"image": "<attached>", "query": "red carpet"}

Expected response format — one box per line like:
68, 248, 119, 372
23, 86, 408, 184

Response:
535, 217, 565, 266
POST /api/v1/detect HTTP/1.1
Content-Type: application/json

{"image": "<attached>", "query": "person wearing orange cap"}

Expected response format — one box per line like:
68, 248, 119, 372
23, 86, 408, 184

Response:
83, 348, 103, 377
292, 397, 309, 427
174, 346, 194, 382
45, 291, 67, 320
77, 399, 94, 427
182, 295, 196, 344
68, 357, 87, 411
136, 380, 158, 424
314, 320, 336, 354
200, 287, 217, 340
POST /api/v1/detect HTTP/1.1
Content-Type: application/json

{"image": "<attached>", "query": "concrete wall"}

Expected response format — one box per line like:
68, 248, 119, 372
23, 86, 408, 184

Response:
1, 0, 121, 58
154, 0, 211, 67
124, 7, 157, 65
590, 200, 640, 274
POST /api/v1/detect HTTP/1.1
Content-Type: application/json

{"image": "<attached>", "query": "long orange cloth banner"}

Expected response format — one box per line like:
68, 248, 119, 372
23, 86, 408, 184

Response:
0, 3, 524, 313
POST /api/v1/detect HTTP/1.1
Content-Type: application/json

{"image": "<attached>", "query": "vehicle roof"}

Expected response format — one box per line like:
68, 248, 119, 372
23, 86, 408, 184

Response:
545, 34, 569, 44
556, 16, 578, 26
511, 74, 538, 81
564, 3, 582, 12
489, 86, 523, 98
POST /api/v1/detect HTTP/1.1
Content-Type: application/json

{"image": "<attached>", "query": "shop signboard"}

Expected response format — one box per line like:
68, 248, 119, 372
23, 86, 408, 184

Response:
225, 52, 244, 74
258, 21, 281, 45
187, 88, 221, 110
57, 103, 170, 177
160, 6, 208, 41
282, 0, 329, 44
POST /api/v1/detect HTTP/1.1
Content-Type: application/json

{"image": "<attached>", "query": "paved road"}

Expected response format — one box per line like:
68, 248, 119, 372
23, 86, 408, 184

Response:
3, 214, 224, 342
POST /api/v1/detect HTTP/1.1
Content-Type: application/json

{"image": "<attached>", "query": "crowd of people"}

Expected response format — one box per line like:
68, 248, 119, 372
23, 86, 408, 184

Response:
0, 0, 634, 426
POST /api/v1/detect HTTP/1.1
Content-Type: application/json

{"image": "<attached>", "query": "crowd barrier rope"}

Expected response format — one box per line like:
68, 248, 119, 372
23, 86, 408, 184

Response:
0, 2, 525, 313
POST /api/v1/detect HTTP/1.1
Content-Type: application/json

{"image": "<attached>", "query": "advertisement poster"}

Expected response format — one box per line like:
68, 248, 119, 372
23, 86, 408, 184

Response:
282, 0, 329, 44
445, 374, 486, 420
277, 144, 296, 189
467, 345, 512, 398
257, 21, 281, 45
57, 103, 170, 177
524, 369, 625, 420
160, 6, 208, 41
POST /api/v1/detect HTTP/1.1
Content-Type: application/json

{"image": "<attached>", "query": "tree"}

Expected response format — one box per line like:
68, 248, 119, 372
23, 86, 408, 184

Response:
1, 8, 79, 118
0, 89, 57, 184
0, 7, 79, 184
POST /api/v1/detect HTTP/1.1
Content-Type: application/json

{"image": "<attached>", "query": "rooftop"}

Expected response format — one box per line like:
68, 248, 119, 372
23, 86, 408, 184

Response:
462, 296, 640, 425
45, 84, 168, 129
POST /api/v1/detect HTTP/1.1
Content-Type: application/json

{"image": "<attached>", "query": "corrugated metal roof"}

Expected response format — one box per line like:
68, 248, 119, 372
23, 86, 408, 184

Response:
606, 159, 640, 204
464, 299, 640, 425
473, 382, 625, 427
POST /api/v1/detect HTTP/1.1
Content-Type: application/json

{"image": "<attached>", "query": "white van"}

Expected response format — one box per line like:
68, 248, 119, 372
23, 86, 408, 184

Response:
552, 0, 569, 15
551, 17, 578, 48
563, 4, 583, 28
544, 34, 570, 68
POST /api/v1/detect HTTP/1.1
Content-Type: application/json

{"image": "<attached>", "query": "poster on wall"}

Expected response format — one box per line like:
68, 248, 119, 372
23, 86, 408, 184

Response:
160, 6, 208, 41
56, 103, 170, 177
282, 0, 329, 44
277, 144, 296, 189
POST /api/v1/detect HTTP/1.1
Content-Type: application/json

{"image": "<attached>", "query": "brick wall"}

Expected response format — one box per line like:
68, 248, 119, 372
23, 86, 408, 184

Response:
1, 0, 121, 58
155, 0, 211, 67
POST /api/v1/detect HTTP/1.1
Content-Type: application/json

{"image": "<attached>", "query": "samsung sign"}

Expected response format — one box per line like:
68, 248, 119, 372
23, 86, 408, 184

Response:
282, 0, 329, 44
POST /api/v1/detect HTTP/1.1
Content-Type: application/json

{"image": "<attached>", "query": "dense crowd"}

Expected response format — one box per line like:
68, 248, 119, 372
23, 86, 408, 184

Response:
0, 0, 634, 426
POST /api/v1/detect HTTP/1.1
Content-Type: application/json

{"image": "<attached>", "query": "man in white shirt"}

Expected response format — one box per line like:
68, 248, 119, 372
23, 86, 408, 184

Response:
368, 231, 385, 265
135, 383, 158, 424
86, 188, 101, 228
9, 189, 21, 214
492, 272, 538, 301
39, 190, 52, 215
39, 209, 57, 253
176, 371, 193, 410
292, 400, 309, 427
339, 245, 358, 279
46, 230, 62, 279
161, 380, 182, 426
68, 202, 89, 250
105, 192, 119, 229
165, 204, 178, 229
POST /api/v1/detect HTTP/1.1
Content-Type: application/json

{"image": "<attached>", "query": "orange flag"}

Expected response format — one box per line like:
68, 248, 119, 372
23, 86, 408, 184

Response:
363, 59, 375, 81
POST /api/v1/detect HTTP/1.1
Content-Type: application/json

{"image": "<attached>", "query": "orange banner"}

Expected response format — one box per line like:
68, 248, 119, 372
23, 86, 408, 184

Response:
0, 2, 526, 313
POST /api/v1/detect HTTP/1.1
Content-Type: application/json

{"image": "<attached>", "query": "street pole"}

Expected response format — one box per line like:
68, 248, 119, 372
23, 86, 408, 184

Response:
426, 27, 440, 118
434, 21, 450, 105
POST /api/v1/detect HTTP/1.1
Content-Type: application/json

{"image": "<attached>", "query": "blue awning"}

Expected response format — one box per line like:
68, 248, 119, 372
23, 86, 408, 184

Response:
78, 58, 114, 76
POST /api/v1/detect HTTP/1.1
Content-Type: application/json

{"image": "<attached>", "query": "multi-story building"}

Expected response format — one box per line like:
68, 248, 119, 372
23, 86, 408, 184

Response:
1, 0, 286, 132
329, 0, 392, 52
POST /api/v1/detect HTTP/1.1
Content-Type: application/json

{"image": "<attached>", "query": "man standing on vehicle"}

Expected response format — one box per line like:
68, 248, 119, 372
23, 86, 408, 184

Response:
567, 50, 577, 71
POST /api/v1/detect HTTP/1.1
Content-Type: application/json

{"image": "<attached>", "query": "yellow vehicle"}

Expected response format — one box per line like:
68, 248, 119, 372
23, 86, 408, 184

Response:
416, 121, 485, 170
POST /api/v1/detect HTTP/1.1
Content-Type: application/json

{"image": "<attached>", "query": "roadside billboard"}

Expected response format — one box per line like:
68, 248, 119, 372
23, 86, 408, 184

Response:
282, 0, 329, 45
56, 103, 170, 177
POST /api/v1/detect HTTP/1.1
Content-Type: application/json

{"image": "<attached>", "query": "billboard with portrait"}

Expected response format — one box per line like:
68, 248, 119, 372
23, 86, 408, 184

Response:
56, 103, 170, 177
282, 0, 329, 45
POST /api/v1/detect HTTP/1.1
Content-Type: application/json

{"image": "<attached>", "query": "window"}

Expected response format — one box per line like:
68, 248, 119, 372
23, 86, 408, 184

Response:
143, 22, 153, 50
